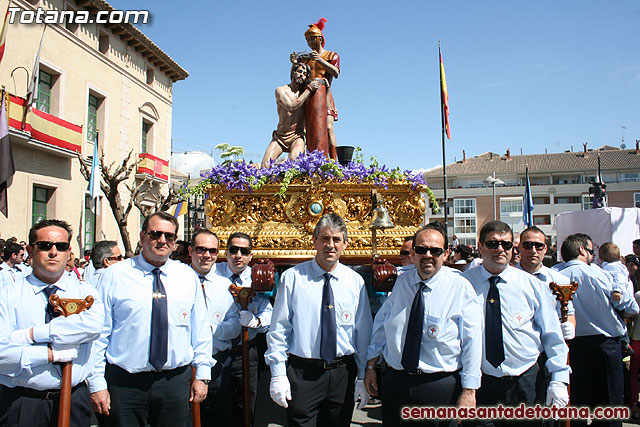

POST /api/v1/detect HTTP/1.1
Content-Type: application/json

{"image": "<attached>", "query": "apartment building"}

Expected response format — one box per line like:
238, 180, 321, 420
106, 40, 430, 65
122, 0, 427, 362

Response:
423, 144, 640, 247
0, 0, 187, 254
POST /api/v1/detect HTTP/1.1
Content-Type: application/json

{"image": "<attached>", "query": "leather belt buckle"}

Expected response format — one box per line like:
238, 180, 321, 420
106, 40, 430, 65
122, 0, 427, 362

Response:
407, 369, 423, 376
45, 391, 60, 399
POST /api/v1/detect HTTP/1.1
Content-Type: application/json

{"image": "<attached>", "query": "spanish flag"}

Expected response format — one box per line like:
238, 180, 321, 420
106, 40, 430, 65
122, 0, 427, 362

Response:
439, 46, 451, 140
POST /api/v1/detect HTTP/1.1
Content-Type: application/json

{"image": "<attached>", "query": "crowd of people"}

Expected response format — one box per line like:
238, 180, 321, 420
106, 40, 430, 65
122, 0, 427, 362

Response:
1, 214, 640, 427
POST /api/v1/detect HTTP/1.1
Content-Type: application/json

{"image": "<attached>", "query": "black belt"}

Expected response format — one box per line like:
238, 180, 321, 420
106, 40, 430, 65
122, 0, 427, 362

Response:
288, 354, 353, 370
109, 363, 189, 376
390, 367, 460, 378
11, 382, 86, 400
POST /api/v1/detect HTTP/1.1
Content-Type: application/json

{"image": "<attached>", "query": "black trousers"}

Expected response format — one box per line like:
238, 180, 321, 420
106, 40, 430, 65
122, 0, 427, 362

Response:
286, 355, 357, 427
199, 350, 234, 426
569, 335, 623, 427
105, 364, 191, 427
381, 368, 461, 427
0, 383, 92, 427
476, 361, 540, 427
230, 337, 258, 426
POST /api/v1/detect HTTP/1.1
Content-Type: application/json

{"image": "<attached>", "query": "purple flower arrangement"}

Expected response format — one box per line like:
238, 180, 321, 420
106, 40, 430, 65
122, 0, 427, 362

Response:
191, 150, 435, 209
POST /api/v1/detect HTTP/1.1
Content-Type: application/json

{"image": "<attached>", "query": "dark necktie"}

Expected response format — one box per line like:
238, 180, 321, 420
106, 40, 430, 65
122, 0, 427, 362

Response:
320, 273, 337, 364
230, 273, 240, 284
149, 268, 168, 370
43, 285, 59, 323
401, 282, 426, 372
485, 276, 505, 368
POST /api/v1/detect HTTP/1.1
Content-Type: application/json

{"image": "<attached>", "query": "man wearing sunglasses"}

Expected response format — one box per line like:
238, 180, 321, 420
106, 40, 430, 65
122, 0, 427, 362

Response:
88, 211, 213, 427
364, 222, 483, 426
215, 232, 272, 426
266, 213, 373, 426
463, 221, 571, 421
559, 234, 638, 427
86, 240, 123, 287
516, 227, 576, 340
399, 236, 414, 267
0, 219, 105, 427
188, 229, 240, 426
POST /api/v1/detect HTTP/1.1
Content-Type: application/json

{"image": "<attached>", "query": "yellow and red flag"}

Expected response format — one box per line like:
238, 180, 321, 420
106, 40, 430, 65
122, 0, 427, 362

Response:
439, 47, 451, 139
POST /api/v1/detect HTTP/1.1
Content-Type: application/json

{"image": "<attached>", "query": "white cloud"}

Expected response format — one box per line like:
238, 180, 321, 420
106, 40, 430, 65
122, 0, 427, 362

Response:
171, 151, 215, 178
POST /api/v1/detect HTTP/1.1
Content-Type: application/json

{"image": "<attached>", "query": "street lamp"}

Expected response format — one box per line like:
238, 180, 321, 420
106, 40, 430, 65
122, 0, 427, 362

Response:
483, 171, 504, 221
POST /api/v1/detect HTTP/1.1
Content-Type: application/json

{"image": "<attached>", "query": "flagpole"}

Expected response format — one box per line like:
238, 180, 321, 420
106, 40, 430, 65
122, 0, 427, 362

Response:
22, 25, 46, 130
438, 40, 448, 231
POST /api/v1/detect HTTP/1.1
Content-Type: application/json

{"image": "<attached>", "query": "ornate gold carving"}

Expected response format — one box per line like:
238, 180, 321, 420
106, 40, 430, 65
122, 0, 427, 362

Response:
205, 182, 427, 258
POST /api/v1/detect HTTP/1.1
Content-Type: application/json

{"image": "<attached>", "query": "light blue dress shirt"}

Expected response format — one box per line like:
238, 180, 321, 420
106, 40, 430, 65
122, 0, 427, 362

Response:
0, 262, 25, 287
560, 259, 639, 338
463, 265, 570, 383
0, 273, 104, 390
515, 263, 575, 318
367, 267, 483, 389
87, 254, 214, 393
199, 269, 241, 354
265, 258, 373, 378
215, 263, 272, 340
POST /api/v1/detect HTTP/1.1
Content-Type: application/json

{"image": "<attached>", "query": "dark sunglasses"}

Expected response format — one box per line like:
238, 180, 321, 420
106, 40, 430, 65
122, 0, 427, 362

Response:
227, 245, 251, 256
521, 241, 546, 251
399, 250, 411, 256
146, 230, 177, 242
484, 240, 514, 250
194, 246, 218, 255
33, 241, 70, 251
584, 247, 595, 255
413, 246, 445, 256
107, 255, 124, 261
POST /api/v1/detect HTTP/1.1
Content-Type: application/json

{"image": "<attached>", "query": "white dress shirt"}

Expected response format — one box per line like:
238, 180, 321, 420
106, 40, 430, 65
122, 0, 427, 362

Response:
87, 254, 214, 393
265, 258, 373, 378
463, 265, 570, 383
0, 273, 104, 390
198, 269, 241, 354
367, 267, 483, 389
560, 259, 638, 338
215, 263, 272, 339
515, 263, 575, 318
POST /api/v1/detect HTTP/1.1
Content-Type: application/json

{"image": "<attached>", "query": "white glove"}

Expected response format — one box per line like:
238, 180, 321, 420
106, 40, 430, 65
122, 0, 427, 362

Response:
51, 343, 79, 363
354, 379, 369, 410
10, 328, 34, 345
561, 321, 575, 340
239, 310, 260, 328
270, 375, 292, 408
546, 381, 569, 407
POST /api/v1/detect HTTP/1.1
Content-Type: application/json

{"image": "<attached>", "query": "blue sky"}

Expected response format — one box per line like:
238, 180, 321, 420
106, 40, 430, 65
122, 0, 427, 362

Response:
110, 0, 640, 172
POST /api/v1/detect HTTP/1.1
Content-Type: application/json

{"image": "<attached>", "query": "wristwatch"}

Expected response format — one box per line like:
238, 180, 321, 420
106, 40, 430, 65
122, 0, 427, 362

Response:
198, 379, 210, 385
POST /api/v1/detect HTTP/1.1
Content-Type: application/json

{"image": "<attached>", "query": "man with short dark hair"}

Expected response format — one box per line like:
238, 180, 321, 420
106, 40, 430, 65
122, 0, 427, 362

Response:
633, 239, 640, 257
463, 221, 570, 424
365, 222, 482, 426
216, 232, 272, 425
0, 219, 104, 427
0, 242, 25, 286
399, 236, 414, 266
88, 211, 213, 427
266, 213, 373, 426
87, 241, 123, 286
188, 229, 240, 426
560, 233, 638, 427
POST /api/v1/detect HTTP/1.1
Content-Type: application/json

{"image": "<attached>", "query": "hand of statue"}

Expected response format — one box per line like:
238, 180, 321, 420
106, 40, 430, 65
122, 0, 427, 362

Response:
310, 51, 321, 61
290, 51, 297, 63
307, 80, 321, 92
